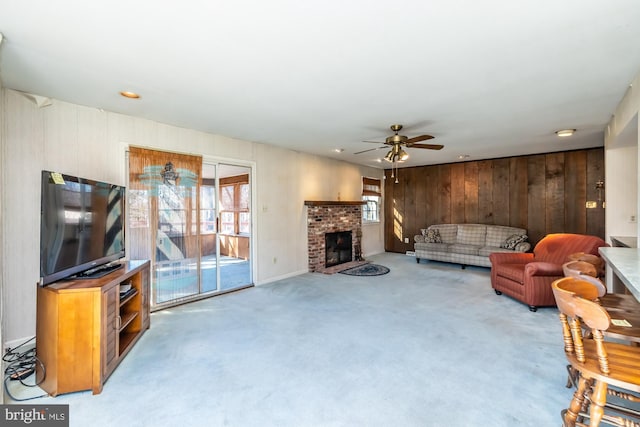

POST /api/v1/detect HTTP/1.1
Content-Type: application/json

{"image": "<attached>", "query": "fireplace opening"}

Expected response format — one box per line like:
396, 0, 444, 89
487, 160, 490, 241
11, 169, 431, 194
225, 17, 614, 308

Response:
325, 231, 353, 268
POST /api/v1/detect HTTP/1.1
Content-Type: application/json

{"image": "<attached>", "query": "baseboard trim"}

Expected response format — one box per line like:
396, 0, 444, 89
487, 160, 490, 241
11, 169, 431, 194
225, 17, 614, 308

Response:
363, 250, 385, 257
255, 269, 308, 286
254, 253, 388, 285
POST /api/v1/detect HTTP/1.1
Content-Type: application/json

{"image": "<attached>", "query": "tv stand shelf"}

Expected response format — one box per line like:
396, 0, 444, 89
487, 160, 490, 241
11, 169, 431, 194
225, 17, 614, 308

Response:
119, 311, 138, 331
36, 260, 150, 396
120, 288, 138, 305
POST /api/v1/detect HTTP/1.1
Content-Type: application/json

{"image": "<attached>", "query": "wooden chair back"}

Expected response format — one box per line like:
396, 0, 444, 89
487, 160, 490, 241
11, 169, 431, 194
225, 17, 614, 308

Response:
568, 252, 606, 277
562, 262, 607, 297
552, 277, 612, 373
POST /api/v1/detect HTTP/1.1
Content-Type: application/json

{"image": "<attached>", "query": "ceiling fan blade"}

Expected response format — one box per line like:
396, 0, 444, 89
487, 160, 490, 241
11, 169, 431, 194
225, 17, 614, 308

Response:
399, 120, 435, 132
405, 134, 435, 144
408, 143, 444, 150
361, 140, 386, 144
355, 146, 387, 155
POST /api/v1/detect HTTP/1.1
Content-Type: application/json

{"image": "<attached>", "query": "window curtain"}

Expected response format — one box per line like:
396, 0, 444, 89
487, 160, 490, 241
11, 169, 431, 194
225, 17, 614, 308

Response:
362, 177, 381, 196
128, 147, 202, 307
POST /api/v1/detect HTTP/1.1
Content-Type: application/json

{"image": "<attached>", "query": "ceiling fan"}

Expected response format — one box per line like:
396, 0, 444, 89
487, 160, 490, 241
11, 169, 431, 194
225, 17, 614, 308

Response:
355, 124, 444, 161
356, 124, 444, 183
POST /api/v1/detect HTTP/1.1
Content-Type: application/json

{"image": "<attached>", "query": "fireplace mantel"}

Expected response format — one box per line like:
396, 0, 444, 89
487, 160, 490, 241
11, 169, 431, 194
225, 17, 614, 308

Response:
304, 200, 366, 206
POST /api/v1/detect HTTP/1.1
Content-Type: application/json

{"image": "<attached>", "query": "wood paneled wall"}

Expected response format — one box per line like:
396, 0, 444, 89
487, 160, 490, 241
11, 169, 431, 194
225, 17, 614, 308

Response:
384, 148, 605, 253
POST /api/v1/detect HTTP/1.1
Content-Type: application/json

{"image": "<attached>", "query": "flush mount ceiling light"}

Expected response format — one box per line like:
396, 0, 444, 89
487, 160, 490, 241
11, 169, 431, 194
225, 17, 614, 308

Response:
555, 129, 576, 137
120, 91, 140, 99
333, 148, 344, 153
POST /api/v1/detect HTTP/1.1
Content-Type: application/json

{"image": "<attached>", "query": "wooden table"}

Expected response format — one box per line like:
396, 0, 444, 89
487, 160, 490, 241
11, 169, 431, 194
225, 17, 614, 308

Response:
598, 247, 640, 343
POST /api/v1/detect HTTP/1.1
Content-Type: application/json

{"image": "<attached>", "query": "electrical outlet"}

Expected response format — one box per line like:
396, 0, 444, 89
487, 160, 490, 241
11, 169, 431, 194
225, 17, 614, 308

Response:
631, 215, 637, 223
404, 237, 409, 243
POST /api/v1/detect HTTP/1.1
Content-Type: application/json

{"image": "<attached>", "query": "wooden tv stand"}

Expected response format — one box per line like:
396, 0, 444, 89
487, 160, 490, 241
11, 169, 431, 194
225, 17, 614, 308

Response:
36, 260, 150, 396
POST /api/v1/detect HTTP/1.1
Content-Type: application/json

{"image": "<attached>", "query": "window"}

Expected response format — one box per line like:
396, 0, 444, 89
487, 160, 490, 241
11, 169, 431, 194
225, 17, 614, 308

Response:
362, 177, 381, 223
219, 175, 250, 235
200, 183, 216, 234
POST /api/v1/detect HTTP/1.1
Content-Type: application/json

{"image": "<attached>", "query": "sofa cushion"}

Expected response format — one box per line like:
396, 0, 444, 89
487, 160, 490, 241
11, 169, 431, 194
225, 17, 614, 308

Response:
416, 242, 450, 252
449, 244, 480, 256
422, 228, 442, 243
500, 234, 528, 250
456, 225, 486, 246
432, 224, 458, 244
485, 226, 527, 248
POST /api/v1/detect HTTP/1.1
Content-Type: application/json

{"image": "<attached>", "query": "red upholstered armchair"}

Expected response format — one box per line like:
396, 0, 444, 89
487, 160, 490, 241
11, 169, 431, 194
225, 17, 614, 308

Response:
489, 233, 608, 312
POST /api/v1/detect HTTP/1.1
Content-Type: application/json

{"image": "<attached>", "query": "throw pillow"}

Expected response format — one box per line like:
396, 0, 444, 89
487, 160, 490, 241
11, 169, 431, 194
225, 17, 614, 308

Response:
423, 228, 442, 243
500, 234, 528, 250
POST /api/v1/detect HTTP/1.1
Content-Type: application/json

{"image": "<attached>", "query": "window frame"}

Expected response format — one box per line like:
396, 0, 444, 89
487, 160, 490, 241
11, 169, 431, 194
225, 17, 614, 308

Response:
362, 177, 382, 224
219, 174, 250, 236
200, 179, 217, 234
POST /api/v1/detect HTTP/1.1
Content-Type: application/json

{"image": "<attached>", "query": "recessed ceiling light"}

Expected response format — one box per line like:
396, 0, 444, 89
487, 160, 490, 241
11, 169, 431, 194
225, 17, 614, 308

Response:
555, 129, 576, 137
120, 91, 140, 99
333, 148, 344, 153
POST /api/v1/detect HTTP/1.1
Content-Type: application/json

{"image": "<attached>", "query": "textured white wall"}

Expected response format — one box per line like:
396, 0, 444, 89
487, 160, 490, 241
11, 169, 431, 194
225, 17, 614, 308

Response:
605, 144, 637, 238
604, 71, 640, 291
605, 71, 640, 246
1, 89, 384, 344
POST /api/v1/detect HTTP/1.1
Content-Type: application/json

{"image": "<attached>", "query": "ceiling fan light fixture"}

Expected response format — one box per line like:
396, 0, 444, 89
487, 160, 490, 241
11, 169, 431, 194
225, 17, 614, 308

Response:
384, 150, 394, 162
555, 129, 576, 137
398, 148, 409, 161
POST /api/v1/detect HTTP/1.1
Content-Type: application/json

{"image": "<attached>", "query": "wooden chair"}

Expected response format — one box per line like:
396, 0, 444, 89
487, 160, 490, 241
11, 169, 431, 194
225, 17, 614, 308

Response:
559, 265, 640, 395
562, 260, 640, 315
552, 277, 640, 426
568, 252, 605, 277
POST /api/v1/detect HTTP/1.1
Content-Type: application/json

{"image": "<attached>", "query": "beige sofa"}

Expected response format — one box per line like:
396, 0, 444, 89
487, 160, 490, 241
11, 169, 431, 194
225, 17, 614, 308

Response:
414, 224, 530, 268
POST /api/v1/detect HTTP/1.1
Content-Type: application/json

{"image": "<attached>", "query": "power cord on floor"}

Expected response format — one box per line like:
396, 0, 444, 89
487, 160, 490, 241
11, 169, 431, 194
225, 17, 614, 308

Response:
2, 336, 47, 401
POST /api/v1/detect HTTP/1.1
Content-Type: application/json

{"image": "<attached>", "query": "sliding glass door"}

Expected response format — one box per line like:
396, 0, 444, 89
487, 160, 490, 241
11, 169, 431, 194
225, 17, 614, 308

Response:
201, 163, 252, 294
128, 148, 253, 310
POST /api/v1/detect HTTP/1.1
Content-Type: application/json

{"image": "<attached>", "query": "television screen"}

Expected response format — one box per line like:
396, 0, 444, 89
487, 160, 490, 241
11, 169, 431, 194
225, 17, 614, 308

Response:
40, 170, 125, 285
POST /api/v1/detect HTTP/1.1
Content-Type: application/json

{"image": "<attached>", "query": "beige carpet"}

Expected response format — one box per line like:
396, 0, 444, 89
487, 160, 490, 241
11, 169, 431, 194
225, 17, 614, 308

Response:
9, 252, 573, 427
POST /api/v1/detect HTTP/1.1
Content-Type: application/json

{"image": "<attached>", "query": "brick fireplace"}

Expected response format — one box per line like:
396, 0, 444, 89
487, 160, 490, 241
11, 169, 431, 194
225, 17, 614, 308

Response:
305, 201, 365, 272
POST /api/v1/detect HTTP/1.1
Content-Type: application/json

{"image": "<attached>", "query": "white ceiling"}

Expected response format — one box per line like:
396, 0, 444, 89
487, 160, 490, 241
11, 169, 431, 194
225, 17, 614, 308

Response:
2, 1, 640, 168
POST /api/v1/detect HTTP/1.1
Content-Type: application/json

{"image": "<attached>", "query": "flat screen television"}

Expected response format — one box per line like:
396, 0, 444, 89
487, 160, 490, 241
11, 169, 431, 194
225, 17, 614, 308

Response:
40, 170, 126, 285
